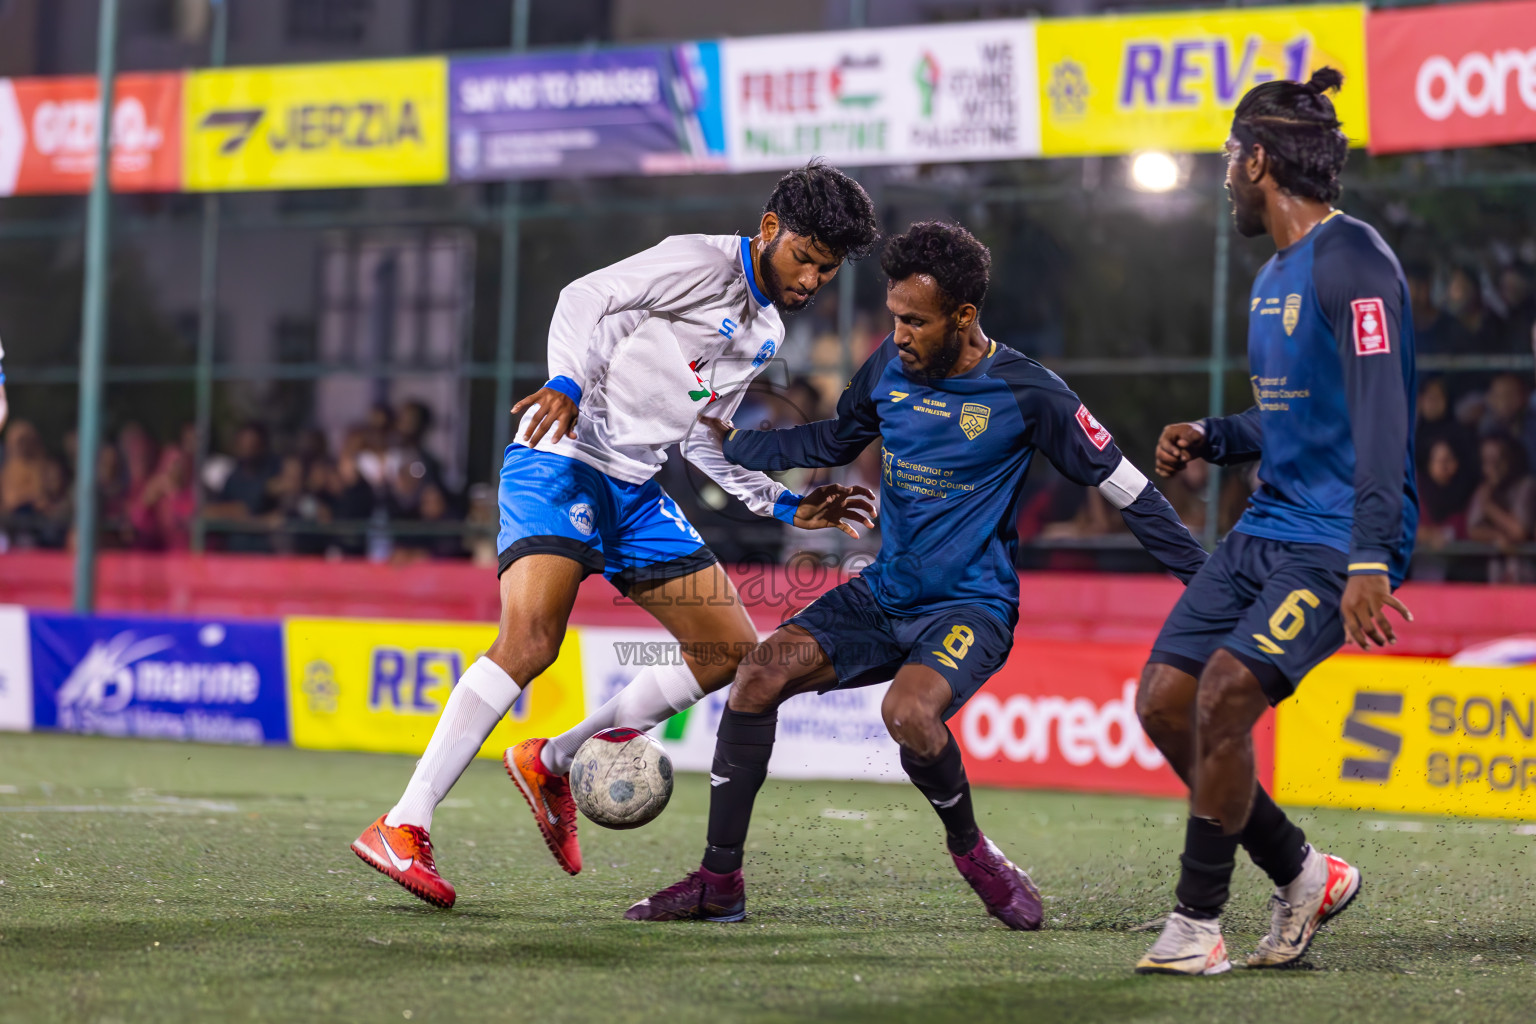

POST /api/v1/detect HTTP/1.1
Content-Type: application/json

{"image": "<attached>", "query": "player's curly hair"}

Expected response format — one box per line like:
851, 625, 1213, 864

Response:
764, 160, 879, 261
880, 221, 991, 312
1232, 67, 1350, 203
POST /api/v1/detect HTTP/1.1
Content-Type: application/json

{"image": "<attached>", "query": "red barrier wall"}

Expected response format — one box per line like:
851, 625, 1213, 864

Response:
0, 551, 1530, 657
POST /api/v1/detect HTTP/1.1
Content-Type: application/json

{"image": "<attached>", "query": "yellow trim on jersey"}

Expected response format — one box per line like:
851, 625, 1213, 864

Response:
987, 340, 996, 356
1348, 562, 1389, 573
1321, 209, 1342, 224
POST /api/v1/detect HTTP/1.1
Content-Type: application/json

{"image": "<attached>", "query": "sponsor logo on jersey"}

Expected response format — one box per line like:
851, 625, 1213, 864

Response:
1352, 297, 1391, 355
718, 318, 738, 340
750, 337, 776, 367
1075, 404, 1112, 450
1251, 297, 1262, 312
881, 446, 895, 485
960, 402, 990, 440
568, 502, 596, 536
1283, 293, 1302, 335
888, 390, 909, 402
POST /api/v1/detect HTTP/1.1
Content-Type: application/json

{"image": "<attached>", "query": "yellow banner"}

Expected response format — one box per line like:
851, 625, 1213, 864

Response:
285, 618, 585, 758
1037, 5, 1368, 157
185, 58, 448, 191
1276, 658, 1536, 820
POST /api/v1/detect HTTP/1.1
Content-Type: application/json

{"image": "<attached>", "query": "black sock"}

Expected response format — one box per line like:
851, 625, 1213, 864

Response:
1174, 816, 1240, 919
901, 732, 979, 856
1240, 785, 1308, 887
700, 708, 778, 874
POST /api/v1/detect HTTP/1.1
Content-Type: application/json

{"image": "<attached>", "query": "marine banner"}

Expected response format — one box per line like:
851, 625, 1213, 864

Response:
184, 58, 448, 191
1036, 4, 1368, 156
449, 44, 726, 181
721, 20, 1040, 171
283, 617, 584, 758
29, 612, 288, 745
1275, 657, 1536, 819
0, 73, 183, 195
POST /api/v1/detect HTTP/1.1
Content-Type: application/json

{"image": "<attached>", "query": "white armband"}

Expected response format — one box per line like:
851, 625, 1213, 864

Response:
1098, 457, 1150, 510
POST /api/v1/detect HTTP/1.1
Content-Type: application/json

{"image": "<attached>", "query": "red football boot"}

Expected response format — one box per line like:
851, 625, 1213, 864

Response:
351, 814, 456, 909
505, 738, 582, 875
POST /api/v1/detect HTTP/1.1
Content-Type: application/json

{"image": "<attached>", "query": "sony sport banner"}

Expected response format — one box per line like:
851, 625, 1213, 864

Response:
576, 627, 903, 781
1276, 657, 1536, 820
0, 605, 32, 732
449, 44, 726, 181
282, 617, 583, 758
0, 73, 183, 196
184, 58, 448, 191
1036, 4, 1369, 157
1366, 1, 1536, 155
720, 20, 1041, 172
28, 612, 288, 745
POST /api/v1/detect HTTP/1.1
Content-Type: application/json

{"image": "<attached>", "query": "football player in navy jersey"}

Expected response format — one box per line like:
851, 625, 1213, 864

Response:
624, 221, 1209, 928
1135, 69, 1417, 975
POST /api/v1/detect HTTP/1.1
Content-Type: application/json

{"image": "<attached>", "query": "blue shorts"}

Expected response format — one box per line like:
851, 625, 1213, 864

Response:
496, 446, 717, 596
787, 577, 1015, 721
1150, 531, 1347, 704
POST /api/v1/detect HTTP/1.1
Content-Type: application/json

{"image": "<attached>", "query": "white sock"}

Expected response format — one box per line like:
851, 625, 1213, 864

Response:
541, 660, 704, 775
385, 657, 522, 831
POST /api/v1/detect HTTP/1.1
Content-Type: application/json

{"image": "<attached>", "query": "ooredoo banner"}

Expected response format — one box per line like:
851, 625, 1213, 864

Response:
721, 20, 1040, 171
29, 612, 288, 745
450, 44, 726, 181
1036, 5, 1368, 156
1366, 1, 1536, 154
1275, 657, 1536, 819
0, 73, 183, 196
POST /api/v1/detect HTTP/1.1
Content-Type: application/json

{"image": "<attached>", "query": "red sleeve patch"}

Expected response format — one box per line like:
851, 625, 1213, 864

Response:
1351, 298, 1391, 356
1075, 403, 1113, 450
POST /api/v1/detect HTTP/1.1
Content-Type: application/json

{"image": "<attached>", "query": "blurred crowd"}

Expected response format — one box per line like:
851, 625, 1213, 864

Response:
0, 400, 497, 566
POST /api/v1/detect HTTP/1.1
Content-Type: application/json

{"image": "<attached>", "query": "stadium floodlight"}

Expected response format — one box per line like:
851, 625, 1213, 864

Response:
1129, 151, 1181, 193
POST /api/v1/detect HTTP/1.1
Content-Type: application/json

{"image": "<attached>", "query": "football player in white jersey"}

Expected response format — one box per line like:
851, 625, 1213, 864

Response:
353, 162, 880, 907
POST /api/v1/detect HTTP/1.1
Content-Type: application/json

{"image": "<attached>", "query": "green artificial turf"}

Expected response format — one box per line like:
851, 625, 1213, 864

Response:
0, 733, 1530, 1023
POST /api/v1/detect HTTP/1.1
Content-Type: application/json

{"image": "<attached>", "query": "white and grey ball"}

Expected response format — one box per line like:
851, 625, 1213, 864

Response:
569, 727, 674, 829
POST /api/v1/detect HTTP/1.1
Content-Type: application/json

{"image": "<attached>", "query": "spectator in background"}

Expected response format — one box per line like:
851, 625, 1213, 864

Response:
206, 422, 278, 553
356, 402, 397, 494
1480, 373, 1531, 449
1407, 263, 1470, 358
1447, 264, 1505, 354
1499, 264, 1535, 354
1415, 377, 1474, 475
1418, 439, 1475, 549
330, 431, 376, 556
1, 419, 68, 549
395, 400, 444, 491
128, 446, 195, 551
95, 443, 130, 548
118, 421, 158, 511
393, 483, 466, 562
1468, 434, 1536, 582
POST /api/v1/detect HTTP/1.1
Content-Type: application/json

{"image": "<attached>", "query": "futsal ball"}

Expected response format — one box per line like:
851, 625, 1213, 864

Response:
569, 727, 674, 829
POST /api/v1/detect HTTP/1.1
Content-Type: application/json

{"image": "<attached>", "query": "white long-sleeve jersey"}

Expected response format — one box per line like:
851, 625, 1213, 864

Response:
515, 233, 797, 519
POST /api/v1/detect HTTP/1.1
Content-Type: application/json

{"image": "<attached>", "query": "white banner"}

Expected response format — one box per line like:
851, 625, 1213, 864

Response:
721, 20, 1040, 171
577, 627, 903, 782
0, 606, 33, 732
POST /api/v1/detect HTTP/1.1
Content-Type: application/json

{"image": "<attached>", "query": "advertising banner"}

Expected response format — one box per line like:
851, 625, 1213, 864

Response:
450, 44, 725, 181
0, 73, 183, 196
184, 58, 447, 191
284, 617, 584, 758
29, 612, 287, 744
0, 606, 31, 732
721, 20, 1040, 172
577, 627, 903, 781
1366, 1, 1536, 155
957, 639, 1187, 797
1276, 658, 1536, 819
1036, 5, 1368, 156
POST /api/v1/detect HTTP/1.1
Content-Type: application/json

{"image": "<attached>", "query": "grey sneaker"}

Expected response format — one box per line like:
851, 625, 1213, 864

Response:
1247, 846, 1361, 968
1135, 910, 1231, 975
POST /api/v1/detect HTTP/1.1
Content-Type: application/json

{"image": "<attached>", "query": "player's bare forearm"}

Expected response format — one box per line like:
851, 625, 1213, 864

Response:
1340, 574, 1412, 650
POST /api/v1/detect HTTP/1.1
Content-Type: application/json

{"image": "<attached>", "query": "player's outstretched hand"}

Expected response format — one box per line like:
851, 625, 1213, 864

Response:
511, 388, 579, 449
795, 484, 877, 538
1155, 422, 1208, 478
698, 414, 731, 446
1341, 574, 1413, 650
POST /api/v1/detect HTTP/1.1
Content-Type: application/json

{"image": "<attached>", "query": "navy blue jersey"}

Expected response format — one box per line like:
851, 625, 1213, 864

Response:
1203, 212, 1418, 584
723, 337, 1207, 627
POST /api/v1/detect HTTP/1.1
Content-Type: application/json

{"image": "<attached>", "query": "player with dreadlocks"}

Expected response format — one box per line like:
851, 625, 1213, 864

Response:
1134, 68, 1417, 975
